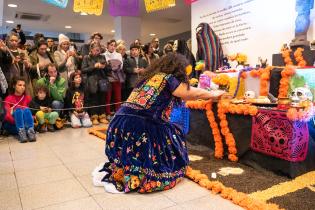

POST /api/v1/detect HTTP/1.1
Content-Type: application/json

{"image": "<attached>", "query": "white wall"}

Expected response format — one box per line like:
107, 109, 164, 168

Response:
191, 0, 315, 66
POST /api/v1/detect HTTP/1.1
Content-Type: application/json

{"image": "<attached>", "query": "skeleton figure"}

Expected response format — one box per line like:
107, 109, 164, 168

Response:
290, 87, 313, 106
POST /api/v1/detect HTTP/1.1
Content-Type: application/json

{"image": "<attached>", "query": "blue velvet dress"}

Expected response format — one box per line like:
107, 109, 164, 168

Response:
103, 72, 189, 193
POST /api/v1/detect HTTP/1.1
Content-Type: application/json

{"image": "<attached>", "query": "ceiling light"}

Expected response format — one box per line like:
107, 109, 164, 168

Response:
8, 4, 17, 8
168, 3, 176, 7
65, 25, 72, 29
80, 12, 88, 16
6, 20, 14, 24
111, 30, 115, 33
150, 33, 156, 36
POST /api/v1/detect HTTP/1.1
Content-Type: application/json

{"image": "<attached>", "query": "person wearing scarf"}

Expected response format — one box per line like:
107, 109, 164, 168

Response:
54, 34, 79, 88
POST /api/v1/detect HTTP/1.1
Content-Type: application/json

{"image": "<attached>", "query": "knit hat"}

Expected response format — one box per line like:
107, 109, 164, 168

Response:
58, 34, 70, 44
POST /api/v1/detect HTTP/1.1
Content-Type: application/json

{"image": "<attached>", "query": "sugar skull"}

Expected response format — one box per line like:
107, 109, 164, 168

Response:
290, 87, 313, 106
244, 91, 255, 99
264, 118, 292, 155
269, 127, 289, 154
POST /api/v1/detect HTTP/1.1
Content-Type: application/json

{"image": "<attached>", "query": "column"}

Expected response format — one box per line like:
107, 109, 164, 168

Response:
114, 16, 141, 47
0, 0, 3, 27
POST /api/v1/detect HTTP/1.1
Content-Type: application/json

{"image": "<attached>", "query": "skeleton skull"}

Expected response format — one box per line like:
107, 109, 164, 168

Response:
172, 40, 178, 52
290, 87, 313, 106
269, 127, 289, 154
244, 91, 255, 99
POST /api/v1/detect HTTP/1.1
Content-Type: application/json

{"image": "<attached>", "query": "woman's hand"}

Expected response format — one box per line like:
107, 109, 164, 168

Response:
209, 89, 226, 98
95, 62, 105, 69
173, 83, 227, 101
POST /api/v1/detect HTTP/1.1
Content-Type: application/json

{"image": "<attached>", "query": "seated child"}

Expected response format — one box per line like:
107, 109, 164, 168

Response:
66, 71, 92, 128
29, 85, 59, 132
3, 77, 35, 143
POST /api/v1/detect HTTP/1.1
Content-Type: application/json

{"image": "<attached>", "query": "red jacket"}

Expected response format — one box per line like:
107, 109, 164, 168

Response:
4, 94, 32, 124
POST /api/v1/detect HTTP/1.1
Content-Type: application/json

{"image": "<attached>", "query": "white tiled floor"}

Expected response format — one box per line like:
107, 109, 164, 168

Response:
0, 127, 243, 210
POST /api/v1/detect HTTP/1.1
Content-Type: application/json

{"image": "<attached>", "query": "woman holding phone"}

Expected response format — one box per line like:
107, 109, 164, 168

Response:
81, 41, 110, 125
54, 34, 79, 87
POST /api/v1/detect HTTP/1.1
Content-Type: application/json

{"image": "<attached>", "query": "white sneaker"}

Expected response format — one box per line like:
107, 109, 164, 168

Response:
104, 182, 125, 194
92, 171, 108, 187
92, 163, 105, 177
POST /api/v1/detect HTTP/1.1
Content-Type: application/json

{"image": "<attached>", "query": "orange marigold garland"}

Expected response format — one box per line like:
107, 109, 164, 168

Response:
259, 66, 274, 96
282, 47, 306, 67
249, 67, 274, 96
217, 100, 258, 162
293, 47, 307, 67
278, 66, 295, 98
217, 100, 238, 162
281, 48, 293, 66
205, 102, 224, 158
286, 104, 314, 122
185, 166, 283, 210
186, 100, 224, 159
240, 71, 247, 79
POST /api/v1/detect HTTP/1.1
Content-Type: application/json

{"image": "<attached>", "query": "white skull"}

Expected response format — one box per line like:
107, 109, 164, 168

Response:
244, 91, 255, 99
290, 87, 313, 105
173, 40, 178, 52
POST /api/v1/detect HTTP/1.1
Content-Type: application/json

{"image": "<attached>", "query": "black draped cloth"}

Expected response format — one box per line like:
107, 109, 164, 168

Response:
187, 105, 315, 178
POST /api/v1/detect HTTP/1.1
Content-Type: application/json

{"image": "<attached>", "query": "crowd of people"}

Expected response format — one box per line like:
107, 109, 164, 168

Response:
0, 28, 195, 143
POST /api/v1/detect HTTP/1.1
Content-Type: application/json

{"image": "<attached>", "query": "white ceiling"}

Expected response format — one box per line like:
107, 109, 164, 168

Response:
3, 0, 192, 42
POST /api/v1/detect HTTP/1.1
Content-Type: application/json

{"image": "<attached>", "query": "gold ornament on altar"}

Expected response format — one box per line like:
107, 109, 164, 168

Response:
144, 0, 176, 13
73, 0, 104, 16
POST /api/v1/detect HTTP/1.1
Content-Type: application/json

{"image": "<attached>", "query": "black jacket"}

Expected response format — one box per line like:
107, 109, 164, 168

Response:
29, 96, 53, 115
123, 56, 148, 88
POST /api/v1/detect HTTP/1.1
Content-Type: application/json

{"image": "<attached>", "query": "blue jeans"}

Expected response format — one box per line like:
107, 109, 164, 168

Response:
52, 100, 64, 114
3, 108, 34, 134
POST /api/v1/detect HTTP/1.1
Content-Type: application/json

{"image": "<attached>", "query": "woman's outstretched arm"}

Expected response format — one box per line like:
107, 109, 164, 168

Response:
172, 83, 225, 101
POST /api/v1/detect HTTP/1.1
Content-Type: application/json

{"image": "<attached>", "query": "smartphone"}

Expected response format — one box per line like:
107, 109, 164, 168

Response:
69, 45, 75, 52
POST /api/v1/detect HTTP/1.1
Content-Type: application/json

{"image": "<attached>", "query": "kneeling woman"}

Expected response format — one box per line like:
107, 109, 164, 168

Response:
94, 53, 225, 193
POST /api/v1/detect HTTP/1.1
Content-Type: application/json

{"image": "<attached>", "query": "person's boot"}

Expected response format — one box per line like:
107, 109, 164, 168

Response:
17, 128, 28, 143
91, 115, 100, 125
47, 124, 55, 132
27, 128, 36, 142
106, 114, 113, 122
38, 124, 47, 133
99, 114, 108, 124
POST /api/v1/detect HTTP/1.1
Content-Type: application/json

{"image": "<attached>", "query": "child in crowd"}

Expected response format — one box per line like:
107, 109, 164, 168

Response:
3, 77, 36, 143
29, 84, 59, 133
65, 71, 92, 128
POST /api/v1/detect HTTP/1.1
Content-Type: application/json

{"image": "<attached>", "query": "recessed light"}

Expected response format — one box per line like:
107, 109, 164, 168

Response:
80, 12, 88, 16
8, 4, 17, 8
111, 30, 115, 33
150, 33, 156, 36
6, 20, 14, 24
65, 25, 72, 29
